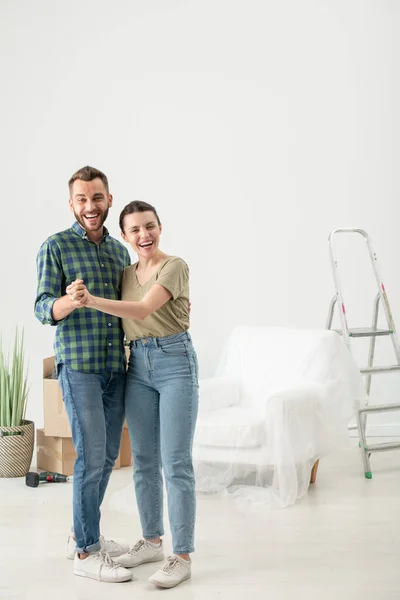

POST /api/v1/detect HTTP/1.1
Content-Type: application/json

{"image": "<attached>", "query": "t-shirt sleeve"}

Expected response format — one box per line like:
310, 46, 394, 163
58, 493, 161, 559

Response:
156, 258, 188, 300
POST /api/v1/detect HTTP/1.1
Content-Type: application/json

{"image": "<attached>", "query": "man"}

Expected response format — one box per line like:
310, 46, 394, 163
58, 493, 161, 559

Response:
34, 166, 132, 583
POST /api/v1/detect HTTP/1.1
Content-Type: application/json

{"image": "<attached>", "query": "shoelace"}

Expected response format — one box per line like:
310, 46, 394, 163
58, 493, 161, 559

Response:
93, 550, 122, 580
96, 550, 118, 568
100, 535, 119, 550
129, 539, 146, 556
162, 556, 180, 574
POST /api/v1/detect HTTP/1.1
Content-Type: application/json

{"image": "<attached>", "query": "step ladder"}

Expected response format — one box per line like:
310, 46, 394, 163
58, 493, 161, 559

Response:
326, 228, 400, 478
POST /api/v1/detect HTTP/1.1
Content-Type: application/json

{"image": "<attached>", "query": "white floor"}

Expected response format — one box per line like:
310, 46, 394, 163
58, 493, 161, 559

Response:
1, 442, 400, 600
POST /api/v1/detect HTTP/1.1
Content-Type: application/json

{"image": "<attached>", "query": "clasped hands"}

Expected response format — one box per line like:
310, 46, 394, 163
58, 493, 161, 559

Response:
66, 280, 93, 309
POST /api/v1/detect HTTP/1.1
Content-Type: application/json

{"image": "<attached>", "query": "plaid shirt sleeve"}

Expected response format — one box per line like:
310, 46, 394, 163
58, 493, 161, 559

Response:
34, 239, 65, 326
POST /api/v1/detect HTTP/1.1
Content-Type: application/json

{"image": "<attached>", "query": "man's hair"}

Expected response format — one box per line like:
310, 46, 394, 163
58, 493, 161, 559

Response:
119, 200, 161, 232
68, 165, 109, 195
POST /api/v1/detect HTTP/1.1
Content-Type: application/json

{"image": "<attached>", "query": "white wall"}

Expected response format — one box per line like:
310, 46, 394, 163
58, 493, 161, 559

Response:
1, 0, 399, 434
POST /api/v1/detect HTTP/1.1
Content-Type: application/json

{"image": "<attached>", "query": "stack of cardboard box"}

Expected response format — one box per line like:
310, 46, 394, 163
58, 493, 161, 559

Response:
37, 355, 132, 476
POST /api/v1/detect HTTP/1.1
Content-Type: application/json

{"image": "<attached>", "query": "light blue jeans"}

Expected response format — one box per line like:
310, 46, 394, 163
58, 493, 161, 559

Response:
58, 365, 125, 554
126, 331, 199, 554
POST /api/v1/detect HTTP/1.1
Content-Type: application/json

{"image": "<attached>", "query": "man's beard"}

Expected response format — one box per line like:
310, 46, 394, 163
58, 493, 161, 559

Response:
74, 208, 109, 233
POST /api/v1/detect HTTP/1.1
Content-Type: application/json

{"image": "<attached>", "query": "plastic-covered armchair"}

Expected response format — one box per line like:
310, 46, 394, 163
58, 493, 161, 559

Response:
193, 326, 366, 508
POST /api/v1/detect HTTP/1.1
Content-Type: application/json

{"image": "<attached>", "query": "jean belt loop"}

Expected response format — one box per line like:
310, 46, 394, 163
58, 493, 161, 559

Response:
186, 331, 191, 342
154, 336, 160, 348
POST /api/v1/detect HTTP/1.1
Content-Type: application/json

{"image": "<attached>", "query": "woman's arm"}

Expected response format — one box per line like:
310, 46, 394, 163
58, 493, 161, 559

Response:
66, 280, 172, 320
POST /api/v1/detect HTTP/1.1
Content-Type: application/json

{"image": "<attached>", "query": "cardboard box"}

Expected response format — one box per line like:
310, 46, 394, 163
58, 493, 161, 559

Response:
36, 429, 123, 476
43, 357, 71, 438
43, 348, 131, 438
36, 428, 77, 476
119, 427, 132, 467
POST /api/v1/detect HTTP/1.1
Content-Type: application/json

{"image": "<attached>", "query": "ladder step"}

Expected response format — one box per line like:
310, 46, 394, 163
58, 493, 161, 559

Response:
365, 441, 400, 453
360, 365, 400, 374
358, 403, 400, 414
334, 327, 392, 338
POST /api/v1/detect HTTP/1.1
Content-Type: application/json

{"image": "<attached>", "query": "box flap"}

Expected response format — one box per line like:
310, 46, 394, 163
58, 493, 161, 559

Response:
43, 356, 56, 379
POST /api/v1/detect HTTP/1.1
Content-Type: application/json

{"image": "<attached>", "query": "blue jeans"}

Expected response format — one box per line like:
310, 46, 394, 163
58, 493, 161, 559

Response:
58, 365, 125, 554
126, 331, 199, 555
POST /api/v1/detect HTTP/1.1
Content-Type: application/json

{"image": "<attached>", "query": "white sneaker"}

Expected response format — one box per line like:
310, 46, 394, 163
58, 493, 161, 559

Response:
117, 539, 164, 568
148, 555, 191, 588
67, 534, 130, 560
73, 550, 133, 583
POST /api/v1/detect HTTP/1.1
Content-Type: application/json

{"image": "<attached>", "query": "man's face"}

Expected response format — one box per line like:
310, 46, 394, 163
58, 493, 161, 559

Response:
69, 178, 112, 236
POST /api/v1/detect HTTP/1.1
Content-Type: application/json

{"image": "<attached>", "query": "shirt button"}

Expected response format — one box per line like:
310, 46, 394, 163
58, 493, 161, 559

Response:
108, 343, 112, 347
101, 263, 105, 267
108, 323, 112, 327
104, 283, 108, 287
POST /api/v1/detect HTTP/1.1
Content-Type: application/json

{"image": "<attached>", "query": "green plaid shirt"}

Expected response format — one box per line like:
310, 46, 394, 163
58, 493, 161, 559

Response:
34, 221, 131, 373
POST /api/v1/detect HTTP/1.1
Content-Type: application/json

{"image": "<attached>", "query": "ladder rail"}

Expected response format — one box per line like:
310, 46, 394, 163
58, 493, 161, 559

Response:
327, 232, 351, 350
325, 295, 337, 330
363, 231, 400, 362
329, 228, 400, 362
361, 292, 380, 438
365, 293, 380, 396
326, 228, 400, 479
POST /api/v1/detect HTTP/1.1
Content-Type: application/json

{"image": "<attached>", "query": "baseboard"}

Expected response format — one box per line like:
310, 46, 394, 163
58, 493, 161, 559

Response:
349, 423, 400, 437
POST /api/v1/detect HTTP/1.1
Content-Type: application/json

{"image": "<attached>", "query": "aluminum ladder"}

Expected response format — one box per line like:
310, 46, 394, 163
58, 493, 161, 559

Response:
326, 228, 400, 478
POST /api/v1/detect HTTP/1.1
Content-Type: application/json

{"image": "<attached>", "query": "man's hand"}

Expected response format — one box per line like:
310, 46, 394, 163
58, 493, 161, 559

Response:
66, 279, 90, 308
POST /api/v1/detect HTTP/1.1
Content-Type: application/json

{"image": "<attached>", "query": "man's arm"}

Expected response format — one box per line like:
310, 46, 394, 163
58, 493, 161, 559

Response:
34, 240, 84, 325
51, 294, 84, 321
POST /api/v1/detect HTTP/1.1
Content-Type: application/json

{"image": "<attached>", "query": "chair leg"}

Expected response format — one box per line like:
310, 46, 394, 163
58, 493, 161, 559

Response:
310, 460, 319, 484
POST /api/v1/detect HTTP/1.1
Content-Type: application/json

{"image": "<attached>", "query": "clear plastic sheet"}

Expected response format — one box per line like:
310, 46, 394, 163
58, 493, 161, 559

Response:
193, 327, 366, 508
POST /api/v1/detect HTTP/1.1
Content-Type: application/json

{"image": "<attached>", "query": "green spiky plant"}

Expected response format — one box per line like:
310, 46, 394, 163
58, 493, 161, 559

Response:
0, 329, 29, 428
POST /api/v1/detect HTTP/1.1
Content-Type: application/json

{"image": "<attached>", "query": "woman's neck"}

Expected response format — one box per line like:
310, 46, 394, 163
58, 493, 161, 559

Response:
137, 250, 168, 271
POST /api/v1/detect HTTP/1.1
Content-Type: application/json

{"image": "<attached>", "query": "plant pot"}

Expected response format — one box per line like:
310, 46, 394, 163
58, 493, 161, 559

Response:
0, 420, 34, 478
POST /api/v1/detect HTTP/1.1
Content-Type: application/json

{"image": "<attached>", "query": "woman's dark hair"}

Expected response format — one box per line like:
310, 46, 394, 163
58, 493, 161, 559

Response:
119, 200, 161, 232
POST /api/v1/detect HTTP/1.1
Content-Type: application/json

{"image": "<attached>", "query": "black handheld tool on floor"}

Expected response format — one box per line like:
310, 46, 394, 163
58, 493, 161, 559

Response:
25, 471, 73, 487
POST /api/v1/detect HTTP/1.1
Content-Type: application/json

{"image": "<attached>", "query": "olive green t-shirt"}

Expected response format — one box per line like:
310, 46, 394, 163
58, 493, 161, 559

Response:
121, 256, 190, 341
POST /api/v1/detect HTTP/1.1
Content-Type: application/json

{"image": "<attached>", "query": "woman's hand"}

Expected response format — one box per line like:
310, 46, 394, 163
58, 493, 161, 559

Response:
66, 279, 93, 308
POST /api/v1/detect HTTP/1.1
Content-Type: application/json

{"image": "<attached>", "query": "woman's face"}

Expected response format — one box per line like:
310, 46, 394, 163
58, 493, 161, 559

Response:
121, 210, 162, 259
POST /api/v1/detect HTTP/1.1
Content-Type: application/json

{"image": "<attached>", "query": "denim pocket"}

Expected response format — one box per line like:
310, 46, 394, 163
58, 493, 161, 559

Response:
191, 351, 199, 381
57, 364, 69, 402
158, 341, 188, 356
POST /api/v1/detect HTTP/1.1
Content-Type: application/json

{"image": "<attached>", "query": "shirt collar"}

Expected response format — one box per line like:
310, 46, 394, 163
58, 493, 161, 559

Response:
71, 221, 110, 243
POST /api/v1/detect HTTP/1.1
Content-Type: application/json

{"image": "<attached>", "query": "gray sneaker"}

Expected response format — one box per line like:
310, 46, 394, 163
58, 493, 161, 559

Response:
67, 534, 130, 560
148, 555, 191, 588
117, 539, 164, 568
73, 550, 133, 583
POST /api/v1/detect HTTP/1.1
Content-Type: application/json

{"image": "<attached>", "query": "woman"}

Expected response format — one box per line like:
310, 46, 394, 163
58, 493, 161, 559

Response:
67, 200, 198, 589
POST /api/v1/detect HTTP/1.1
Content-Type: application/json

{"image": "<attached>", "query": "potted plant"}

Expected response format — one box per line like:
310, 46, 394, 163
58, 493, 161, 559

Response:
0, 329, 34, 477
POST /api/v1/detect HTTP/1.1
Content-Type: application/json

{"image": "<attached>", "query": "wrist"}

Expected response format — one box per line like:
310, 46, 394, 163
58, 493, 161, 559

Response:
86, 294, 95, 308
